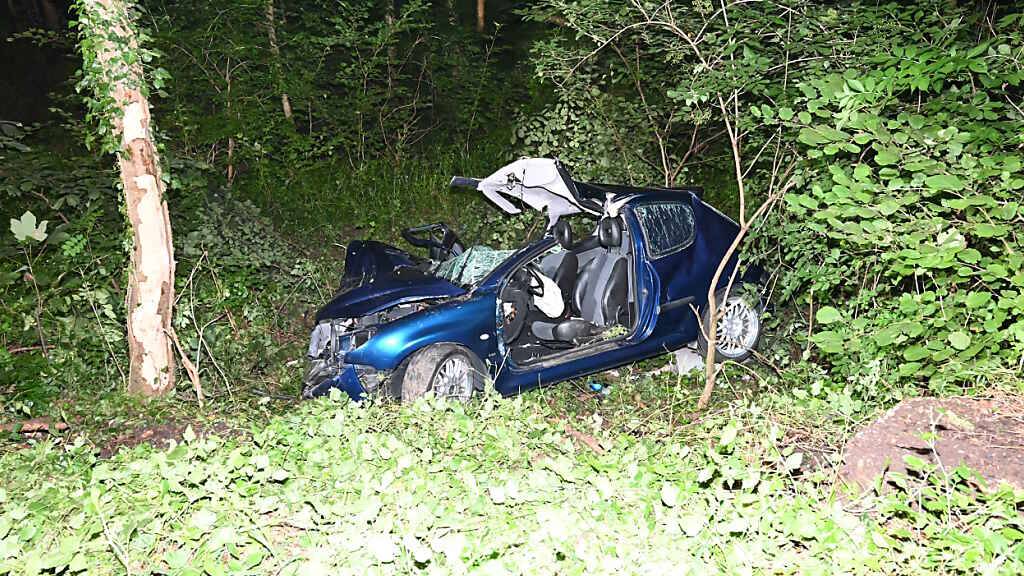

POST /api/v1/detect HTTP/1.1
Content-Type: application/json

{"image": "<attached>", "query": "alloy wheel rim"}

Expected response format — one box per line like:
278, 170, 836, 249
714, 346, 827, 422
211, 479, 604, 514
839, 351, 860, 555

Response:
715, 296, 759, 358
435, 355, 473, 401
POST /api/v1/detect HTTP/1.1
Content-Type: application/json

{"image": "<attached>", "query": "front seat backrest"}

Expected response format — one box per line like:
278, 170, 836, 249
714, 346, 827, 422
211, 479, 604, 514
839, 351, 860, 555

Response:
574, 253, 628, 326
573, 251, 607, 321
602, 257, 629, 326
553, 252, 579, 311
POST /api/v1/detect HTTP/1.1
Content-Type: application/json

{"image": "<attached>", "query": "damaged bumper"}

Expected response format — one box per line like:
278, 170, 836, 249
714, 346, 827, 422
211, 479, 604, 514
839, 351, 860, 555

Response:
302, 319, 390, 401
302, 362, 367, 400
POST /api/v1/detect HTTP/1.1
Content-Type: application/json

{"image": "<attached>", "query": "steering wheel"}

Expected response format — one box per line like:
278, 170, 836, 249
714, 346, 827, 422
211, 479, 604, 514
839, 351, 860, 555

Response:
401, 223, 466, 261
500, 283, 529, 344
502, 264, 549, 344
513, 264, 546, 297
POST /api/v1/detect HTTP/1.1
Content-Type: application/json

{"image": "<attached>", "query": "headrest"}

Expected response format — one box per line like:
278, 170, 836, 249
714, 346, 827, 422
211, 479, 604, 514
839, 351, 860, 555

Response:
553, 219, 573, 249
598, 217, 622, 248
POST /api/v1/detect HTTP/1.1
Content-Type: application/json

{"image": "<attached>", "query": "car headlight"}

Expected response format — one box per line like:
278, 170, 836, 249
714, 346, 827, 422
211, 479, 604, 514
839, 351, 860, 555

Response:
308, 317, 376, 365
349, 327, 375, 349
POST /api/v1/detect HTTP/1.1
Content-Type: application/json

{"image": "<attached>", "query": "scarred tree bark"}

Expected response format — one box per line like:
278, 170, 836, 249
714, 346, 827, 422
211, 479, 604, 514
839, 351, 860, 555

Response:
81, 0, 176, 396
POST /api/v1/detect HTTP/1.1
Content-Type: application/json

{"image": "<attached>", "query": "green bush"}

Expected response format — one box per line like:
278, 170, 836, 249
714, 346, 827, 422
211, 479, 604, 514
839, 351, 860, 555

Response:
778, 9, 1024, 396
521, 0, 1024, 402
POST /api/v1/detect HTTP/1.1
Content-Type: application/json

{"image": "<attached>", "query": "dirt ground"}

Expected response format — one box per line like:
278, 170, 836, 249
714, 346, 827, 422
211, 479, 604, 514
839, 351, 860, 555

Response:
98, 421, 239, 458
841, 395, 1024, 491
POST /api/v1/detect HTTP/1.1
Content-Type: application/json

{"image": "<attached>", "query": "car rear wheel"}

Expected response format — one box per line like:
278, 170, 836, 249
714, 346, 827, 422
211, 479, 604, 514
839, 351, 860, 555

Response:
697, 288, 762, 363
400, 344, 486, 403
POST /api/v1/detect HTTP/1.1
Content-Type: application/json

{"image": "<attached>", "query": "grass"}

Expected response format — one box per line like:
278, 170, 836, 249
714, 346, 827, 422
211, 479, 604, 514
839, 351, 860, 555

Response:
2, 372, 1022, 575
237, 137, 523, 249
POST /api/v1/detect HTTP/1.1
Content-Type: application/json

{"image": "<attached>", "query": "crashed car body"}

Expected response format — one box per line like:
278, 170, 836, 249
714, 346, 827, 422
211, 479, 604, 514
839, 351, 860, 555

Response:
303, 158, 762, 401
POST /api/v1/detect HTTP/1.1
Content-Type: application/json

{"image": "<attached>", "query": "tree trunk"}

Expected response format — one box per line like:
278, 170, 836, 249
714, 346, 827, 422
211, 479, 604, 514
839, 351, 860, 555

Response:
265, 0, 292, 120
81, 0, 176, 396
476, 0, 485, 32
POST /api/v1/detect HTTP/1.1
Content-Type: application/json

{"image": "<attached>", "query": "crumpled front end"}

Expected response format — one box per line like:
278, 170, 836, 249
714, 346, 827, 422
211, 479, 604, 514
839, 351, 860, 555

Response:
302, 319, 374, 400
302, 303, 426, 400
302, 318, 391, 401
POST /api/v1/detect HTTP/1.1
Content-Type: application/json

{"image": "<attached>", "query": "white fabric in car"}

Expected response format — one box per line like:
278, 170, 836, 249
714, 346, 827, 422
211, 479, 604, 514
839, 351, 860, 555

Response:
531, 272, 565, 318
475, 158, 598, 224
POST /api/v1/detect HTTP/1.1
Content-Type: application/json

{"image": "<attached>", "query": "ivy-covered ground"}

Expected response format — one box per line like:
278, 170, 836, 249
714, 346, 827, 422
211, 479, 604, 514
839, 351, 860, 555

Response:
3, 377, 1023, 575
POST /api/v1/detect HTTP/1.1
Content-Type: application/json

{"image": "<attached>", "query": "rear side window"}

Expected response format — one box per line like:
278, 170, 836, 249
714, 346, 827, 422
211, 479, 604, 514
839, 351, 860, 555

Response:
634, 201, 695, 259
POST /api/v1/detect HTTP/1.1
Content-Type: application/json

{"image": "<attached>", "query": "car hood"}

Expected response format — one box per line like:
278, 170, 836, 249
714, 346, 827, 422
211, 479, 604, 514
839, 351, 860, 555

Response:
316, 240, 465, 322
316, 272, 464, 321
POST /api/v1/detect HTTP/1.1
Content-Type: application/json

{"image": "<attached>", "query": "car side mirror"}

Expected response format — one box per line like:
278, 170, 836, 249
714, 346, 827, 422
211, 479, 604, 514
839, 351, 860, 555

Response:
553, 219, 573, 249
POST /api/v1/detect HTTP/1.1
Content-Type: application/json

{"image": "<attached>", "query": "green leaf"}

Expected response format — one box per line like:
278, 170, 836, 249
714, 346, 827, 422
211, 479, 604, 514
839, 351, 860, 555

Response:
189, 509, 217, 533
903, 454, 928, 471
719, 423, 738, 447
811, 330, 846, 353
903, 346, 930, 361
660, 482, 679, 508
10, 211, 48, 243
964, 292, 991, 308
924, 174, 965, 191
973, 223, 1008, 238
799, 125, 850, 146
783, 452, 804, 472
958, 249, 982, 264
815, 306, 842, 324
948, 331, 971, 350
874, 148, 899, 166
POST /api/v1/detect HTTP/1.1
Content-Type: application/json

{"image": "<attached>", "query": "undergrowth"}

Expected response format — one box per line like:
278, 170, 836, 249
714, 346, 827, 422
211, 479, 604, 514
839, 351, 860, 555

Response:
1, 388, 1021, 575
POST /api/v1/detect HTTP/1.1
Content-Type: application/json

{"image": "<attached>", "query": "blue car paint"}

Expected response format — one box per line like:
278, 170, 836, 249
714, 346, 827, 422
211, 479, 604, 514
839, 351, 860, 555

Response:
312, 189, 745, 400
305, 365, 366, 401
633, 192, 741, 345
342, 240, 418, 283
316, 273, 465, 322
344, 293, 498, 371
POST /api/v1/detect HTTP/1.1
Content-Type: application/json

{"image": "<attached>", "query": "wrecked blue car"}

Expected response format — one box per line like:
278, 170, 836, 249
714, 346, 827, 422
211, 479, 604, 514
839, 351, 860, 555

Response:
303, 158, 762, 401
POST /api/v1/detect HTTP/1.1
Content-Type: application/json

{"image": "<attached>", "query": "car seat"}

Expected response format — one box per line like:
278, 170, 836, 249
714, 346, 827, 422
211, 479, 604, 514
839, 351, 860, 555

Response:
530, 217, 629, 343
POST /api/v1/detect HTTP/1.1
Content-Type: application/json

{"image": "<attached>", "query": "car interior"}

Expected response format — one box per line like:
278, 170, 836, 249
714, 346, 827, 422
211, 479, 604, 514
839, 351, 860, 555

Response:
499, 216, 637, 365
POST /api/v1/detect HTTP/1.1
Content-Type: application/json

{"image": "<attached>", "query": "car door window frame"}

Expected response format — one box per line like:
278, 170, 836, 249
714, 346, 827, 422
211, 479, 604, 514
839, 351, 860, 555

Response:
632, 200, 696, 260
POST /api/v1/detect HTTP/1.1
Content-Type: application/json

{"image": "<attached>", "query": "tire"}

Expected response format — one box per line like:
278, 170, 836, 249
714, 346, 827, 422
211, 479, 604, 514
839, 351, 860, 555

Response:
399, 344, 487, 403
697, 287, 762, 363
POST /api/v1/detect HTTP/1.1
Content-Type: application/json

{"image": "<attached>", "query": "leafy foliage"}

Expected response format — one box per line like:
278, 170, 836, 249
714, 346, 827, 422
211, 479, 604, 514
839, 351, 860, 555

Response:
778, 8, 1024, 396
71, 0, 170, 154
1, 392, 1021, 574
522, 0, 1024, 403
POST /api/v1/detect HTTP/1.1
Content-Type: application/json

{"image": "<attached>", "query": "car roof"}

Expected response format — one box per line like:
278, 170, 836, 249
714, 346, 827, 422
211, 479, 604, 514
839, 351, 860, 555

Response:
572, 181, 703, 203
454, 158, 705, 223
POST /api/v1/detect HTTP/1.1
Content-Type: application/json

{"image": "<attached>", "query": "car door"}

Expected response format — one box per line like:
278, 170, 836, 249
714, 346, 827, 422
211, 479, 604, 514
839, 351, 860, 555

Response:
493, 212, 663, 396
629, 198, 705, 344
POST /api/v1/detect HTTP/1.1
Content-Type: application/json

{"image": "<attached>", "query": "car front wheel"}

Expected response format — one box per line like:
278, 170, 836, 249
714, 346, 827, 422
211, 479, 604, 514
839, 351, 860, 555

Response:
399, 344, 486, 403
697, 288, 762, 363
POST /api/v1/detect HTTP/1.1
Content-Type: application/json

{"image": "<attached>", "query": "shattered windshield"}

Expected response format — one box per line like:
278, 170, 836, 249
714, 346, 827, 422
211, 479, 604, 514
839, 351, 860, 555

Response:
433, 245, 516, 287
